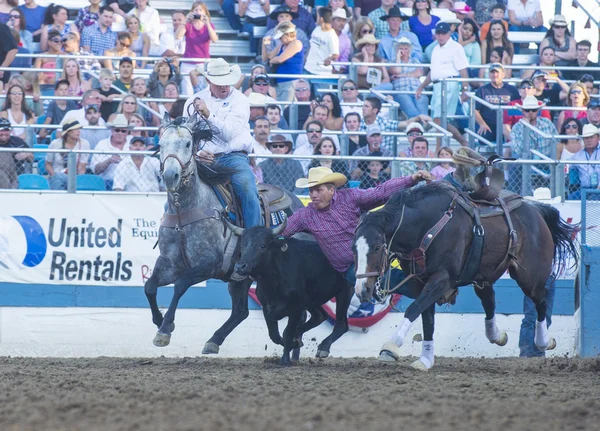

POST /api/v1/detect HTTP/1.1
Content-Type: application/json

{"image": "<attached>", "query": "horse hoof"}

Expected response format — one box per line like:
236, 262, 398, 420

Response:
494, 331, 508, 347
378, 341, 400, 362
316, 349, 330, 359
279, 357, 292, 366
153, 332, 171, 347
547, 337, 557, 351
409, 359, 430, 371
168, 322, 175, 333
202, 341, 220, 355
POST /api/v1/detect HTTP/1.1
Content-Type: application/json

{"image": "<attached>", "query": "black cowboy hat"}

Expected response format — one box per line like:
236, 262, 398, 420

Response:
269, 5, 299, 20
267, 135, 293, 153
380, 6, 410, 21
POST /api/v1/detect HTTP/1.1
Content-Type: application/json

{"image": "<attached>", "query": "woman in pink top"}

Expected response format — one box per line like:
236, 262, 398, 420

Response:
177, 1, 218, 95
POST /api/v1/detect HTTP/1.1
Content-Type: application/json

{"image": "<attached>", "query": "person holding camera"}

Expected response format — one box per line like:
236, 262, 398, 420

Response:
177, 1, 218, 95
222, 0, 269, 55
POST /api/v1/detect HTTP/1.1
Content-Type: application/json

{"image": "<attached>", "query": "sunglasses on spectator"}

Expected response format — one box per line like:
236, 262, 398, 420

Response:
254, 82, 269, 86
295, 88, 309, 92
570, 90, 583, 95
9, 14, 20, 19
407, 131, 422, 136
270, 144, 287, 148
342, 86, 356, 91
565, 124, 579, 129
50, 37, 61, 43
361, 29, 373, 34
9, 92, 23, 96
415, 0, 427, 3
553, 25, 567, 29
114, 129, 129, 133
520, 85, 532, 90
523, 109, 539, 113
307, 129, 322, 133
120, 41, 131, 47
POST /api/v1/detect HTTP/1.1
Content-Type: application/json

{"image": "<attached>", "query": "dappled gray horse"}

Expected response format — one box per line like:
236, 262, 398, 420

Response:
144, 115, 302, 352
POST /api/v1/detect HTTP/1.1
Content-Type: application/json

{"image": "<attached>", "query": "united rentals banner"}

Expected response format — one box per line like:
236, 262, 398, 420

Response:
0, 192, 582, 287
0, 193, 165, 286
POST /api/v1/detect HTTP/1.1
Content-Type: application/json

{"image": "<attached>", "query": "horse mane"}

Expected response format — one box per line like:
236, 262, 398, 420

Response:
361, 182, 456, 229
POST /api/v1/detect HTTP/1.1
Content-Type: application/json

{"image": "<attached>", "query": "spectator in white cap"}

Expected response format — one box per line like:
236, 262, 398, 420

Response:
350, 123, 392, 179
264, 20, 304, 102
331, 8, 351, 72
416, 21, 469, 147
91, 113, 132, 190
568, 124, 600, 199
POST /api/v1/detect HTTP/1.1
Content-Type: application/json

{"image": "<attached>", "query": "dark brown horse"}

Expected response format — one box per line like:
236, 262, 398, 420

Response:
353, 182, 578, 368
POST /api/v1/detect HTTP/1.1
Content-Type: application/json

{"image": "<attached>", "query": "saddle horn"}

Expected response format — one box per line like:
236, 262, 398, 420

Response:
223, 217, 245, 236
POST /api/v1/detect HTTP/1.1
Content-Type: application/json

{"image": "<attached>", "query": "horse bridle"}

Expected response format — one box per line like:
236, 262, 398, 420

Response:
159, 124, 198, 182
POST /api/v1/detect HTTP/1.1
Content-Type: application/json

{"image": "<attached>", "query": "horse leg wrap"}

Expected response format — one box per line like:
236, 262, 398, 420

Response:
390, 318, 412, 347
535, 320, 550, 351
485, 316, 500, 343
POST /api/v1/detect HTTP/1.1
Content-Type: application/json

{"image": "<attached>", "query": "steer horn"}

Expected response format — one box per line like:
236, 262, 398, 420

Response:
271, 218, 287, 236
224, 217, 245, 236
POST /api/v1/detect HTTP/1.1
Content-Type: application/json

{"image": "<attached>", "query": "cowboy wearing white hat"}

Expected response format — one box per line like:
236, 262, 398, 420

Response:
182, 58, 262, 228
510, 96, 557, 160
91, 114, 134, 189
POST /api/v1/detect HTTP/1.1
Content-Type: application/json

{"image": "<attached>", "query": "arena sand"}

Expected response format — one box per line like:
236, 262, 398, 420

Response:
0, 356, 599, 431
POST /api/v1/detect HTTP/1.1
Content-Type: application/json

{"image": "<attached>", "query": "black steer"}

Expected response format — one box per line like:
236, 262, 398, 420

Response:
227, 221, 352, 366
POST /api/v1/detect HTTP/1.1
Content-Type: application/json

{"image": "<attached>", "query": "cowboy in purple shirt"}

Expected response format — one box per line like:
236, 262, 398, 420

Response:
282, 166, 431, 283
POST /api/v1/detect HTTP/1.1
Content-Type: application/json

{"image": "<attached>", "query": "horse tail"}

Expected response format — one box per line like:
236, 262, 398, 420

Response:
532, 202, 580, 275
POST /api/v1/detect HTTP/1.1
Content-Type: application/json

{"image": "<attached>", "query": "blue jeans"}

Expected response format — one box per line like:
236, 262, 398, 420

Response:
508, 25, 548, 54
222, 0, 242, 31
396, 93, 429, 118
518, 276, 555, 357
49, 172, 68, 190
215, 152, 262, 228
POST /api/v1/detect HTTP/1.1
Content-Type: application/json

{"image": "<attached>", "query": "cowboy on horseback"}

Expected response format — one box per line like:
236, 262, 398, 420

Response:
183, 58, 261, 228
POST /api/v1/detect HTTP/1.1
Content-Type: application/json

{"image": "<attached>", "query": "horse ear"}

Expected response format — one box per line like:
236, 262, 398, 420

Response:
162, 113, 171, 127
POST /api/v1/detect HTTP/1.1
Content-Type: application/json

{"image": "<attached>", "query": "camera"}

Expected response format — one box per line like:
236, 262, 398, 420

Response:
192, 14, 203, 19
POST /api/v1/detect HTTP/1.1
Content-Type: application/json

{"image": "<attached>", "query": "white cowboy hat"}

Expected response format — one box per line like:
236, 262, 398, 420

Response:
442, 13, 462, 25
295, 167, 348, 189
516, 95, 545, 110
393, 36, 412, 45
107, 114, 133, 129
332, 8, 349, 20
248, 92, 267, 108
524, 187, 561, 204
200, 58, 242, 86
582, 123, 600, 138
549, 14, 568, 27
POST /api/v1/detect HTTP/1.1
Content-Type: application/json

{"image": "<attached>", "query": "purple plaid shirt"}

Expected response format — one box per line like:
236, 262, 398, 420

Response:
282, 176, 416, 272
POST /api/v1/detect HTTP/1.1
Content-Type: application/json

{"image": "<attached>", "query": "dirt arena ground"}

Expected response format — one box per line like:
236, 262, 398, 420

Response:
0, 356, 599, 431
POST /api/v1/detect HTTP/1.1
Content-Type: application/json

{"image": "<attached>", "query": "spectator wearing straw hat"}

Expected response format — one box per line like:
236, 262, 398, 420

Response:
377, 6, 422, 63
504, 78, 551, 141
568, 124, 600, 198
509, 96, 556, 160
91, 113, 132, 189
259, 134, 304, 192
538, 15, 576, 63
331, 8, 351, 72
352, 34, 390, 90
46, 119, 90, 190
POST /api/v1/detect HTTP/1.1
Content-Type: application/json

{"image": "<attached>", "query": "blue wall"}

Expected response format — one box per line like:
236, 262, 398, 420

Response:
0, 278, 576, 315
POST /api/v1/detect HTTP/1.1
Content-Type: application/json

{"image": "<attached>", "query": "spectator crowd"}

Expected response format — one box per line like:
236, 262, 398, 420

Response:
0, 0, 598, 197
